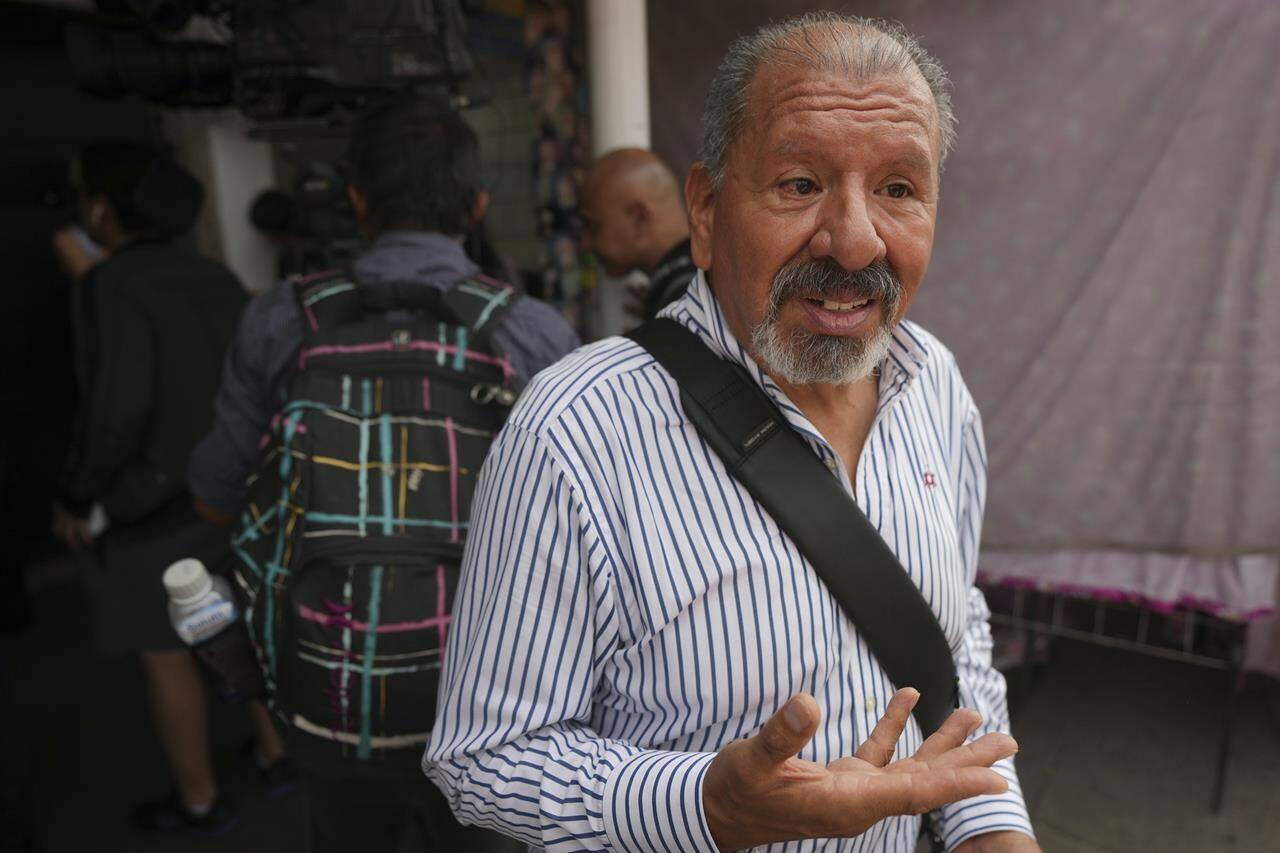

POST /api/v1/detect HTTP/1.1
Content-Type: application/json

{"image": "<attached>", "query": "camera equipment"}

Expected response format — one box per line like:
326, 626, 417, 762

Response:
249, 159, 364, 274
66, 0, 481, 129
66, 0, 488, 272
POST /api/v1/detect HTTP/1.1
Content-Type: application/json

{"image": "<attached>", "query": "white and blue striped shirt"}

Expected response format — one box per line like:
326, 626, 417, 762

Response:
424, 272, 1033, 851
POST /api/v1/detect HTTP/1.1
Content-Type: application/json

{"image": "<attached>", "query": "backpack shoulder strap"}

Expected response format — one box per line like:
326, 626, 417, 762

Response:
439, 275, 518, 349
626, 318, 960, 736
294, 270, 482, 338
292, 268, 362, 339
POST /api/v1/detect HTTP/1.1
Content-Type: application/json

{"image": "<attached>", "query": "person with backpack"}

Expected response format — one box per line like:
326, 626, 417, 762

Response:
188, 94, 579, 852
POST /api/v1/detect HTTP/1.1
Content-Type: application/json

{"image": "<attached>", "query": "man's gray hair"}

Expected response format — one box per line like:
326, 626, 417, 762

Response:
700, 13, 956, 188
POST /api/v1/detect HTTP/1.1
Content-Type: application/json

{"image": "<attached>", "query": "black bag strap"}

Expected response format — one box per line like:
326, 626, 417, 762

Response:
627, 318, 959, 735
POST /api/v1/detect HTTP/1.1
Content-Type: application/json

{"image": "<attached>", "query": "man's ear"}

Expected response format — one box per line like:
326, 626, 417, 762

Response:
346, 184, 368, 230
470, 190, 490, 229
625, 199, 650, 237
685, 162, 715, 270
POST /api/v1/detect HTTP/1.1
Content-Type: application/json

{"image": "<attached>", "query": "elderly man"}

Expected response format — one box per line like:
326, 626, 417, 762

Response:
580, 148, 695, 319
425, 13, 1038, 853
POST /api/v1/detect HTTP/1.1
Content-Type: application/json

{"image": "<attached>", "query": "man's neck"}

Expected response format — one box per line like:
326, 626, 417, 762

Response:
769, 367, 881, 482
643, 225, 691, 275
369, 228, 465, 244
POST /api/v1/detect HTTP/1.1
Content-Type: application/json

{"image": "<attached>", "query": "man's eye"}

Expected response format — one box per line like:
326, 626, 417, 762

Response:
784, 178, 818, 196
883, 183, 912, 199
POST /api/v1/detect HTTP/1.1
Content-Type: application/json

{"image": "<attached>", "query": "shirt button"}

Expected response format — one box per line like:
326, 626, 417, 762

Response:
865, 697, 877, 712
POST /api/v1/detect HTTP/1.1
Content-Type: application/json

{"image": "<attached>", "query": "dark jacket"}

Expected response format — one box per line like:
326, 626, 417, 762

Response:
644, 239, 696, 321
188, 231, 581, 516
63, 239, 246, 526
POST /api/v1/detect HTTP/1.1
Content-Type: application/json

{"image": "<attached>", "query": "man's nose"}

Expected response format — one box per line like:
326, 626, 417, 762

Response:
807, 189, 886, 271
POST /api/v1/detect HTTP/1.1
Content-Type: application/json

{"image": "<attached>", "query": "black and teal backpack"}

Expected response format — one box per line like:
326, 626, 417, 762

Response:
229, 270, 520, 773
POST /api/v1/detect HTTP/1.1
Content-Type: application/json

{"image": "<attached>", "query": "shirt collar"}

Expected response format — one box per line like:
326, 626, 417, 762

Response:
659, 270, 933, 444
352, 230, 480, 288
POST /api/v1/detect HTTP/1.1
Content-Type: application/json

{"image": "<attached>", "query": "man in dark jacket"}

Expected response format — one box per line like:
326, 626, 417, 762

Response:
189, 95, 580, 853
54, 141, 279, 834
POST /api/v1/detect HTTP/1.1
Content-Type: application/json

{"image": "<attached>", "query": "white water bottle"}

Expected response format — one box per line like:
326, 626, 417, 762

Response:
163, 558, 265, 702
164, 558, 238, 644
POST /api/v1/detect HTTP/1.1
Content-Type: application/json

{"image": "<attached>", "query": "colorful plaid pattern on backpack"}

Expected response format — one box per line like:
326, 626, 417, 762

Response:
229, 270, 519, 772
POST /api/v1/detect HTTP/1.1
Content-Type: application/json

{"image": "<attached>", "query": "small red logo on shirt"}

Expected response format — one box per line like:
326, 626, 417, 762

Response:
923, 472, 937, 488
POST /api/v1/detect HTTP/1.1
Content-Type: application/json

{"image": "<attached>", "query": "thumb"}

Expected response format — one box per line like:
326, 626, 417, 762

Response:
751, 693, 821, 767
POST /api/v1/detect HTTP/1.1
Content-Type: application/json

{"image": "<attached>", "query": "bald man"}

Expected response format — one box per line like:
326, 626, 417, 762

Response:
580, 147, 695, 320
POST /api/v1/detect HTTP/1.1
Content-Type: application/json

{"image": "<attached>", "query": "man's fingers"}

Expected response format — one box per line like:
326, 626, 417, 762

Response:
918, 732, 1018, 772
846, 765, 1010, 820
912, 708, 983, 763
853, 688, 919, 767
751, 693, 821, 767
896, 766, 1009, 815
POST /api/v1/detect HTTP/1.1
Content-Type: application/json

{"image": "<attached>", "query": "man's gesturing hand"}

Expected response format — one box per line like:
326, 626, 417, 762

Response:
702, 688, 1017, 852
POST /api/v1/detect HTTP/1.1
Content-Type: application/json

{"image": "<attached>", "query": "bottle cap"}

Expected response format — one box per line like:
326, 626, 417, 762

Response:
163, 558, 213, 605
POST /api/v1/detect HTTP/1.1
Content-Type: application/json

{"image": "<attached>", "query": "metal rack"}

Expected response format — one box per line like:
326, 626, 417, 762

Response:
982, 585, 1248, 812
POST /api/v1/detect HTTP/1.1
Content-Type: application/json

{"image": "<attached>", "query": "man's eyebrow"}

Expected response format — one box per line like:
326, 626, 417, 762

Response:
766, 137, 811, 159
883, 153, 935, 176
763, 140, 936, 176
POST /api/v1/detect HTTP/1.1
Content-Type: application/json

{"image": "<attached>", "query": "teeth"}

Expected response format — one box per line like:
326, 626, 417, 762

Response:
820, 298, 869, 311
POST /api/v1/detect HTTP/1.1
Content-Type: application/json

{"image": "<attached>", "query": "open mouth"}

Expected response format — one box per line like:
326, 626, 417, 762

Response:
791, 293, 880, 336
803, 296, 873, 312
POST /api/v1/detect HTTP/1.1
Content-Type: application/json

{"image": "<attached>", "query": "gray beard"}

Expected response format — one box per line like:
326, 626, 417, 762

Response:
753, 320, 893, 386
750, 258, 903, 386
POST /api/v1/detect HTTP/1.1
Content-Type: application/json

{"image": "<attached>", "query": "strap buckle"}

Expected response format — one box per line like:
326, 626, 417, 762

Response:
470, 383, 517, 407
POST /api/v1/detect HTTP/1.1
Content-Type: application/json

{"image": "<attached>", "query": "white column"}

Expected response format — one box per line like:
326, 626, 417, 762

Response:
586, 0, 651, 155
205, 115, 278, 293
164, 109, 278, 294
586, 0, 650, 337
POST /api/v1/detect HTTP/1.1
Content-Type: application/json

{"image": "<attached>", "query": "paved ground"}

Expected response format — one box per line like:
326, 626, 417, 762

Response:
1002, 639, 1279, 852
4, 565, 1278, 853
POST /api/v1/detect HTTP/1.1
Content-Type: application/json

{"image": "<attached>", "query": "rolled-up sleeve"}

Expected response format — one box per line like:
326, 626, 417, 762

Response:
938, 406, 1035, 850
423, 422, 718, 852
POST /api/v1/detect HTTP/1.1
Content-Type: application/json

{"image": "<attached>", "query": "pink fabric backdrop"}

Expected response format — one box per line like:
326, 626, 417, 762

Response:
646, 0, 1279, 653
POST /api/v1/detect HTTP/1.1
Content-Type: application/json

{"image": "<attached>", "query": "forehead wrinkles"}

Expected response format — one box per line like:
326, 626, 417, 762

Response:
744, 71, 938, 158
769, 76, 931, 126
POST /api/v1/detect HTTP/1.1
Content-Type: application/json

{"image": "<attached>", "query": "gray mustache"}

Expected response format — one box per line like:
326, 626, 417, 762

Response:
768, 258, 903, 314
